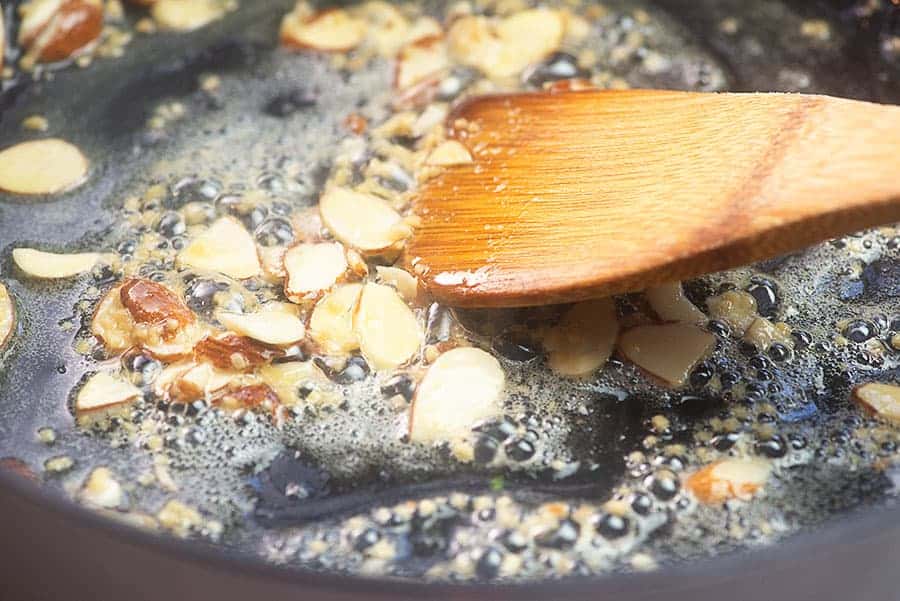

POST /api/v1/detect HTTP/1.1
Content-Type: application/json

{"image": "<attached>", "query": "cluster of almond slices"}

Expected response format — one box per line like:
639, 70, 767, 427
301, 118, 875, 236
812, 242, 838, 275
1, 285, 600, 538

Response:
279, 0, 593, 106
5, 194, 505, 447
9, 0, 235, 70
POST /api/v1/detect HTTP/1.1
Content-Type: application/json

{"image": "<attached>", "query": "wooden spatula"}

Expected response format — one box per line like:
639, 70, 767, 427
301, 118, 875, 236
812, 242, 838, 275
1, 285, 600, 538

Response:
406, 89, 900, 308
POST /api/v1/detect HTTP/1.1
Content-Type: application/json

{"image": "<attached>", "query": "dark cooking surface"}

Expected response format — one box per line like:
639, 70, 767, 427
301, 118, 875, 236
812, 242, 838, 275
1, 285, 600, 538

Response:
1, 0, 900, 595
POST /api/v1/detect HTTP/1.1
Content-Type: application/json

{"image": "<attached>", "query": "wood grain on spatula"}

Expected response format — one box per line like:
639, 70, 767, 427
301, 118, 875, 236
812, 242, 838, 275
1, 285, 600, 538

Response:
407, 89, 900, 307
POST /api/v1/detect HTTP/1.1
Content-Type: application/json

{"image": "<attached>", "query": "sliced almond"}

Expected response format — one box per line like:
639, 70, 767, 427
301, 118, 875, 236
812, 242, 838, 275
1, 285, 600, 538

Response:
0, 283, 14, 350
543, 298, 618, 377
214, 383, 281, 413
645, 282, 705, 324
309, 283, 363, 355
0, 139, 88, 195
319, 187, 411, 254
409, 347, 504, 443
151, 0, 227, 31
280, 6, 366, 52
404, 16, 443, 45
19, 0, 103, 63
178, 216, 261, 279
176, 363, 246, 401
686, 459, 772, 505
194, 334, 283, 371
258, 245, 287, 281
12, 248, 102, 279
217, 310, 306, 346
706, 290, 757, 336
425, 140, 473, 167
743, 317, 793, 351
354, 282, 421, 370
92, 281, 201, 360
119, 278, 194, 327
375, 265, 419, 302
91, 285, 136, 354
447, 10, 563, 80
283, 242, 348, 301
395, 35, 449, 91
79, 467, 123, 509
260, 360, 341, 408
360, 1, 410, 56
853, 382, 900, 425
154, 361, 246, 403
618, 323, 715, 388
75, 371, 141, 426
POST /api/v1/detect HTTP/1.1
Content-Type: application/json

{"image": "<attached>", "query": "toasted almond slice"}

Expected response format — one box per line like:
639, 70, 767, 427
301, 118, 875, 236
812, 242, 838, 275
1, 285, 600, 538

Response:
375, 266, 419, 302
618, 323, 715, 388
151, 0, 226, 31
685, 459, 772, 505
120, 278, 194, 327
19, 0, 103, 63
425, 140, 473, 167
409, 347, 504, 443
153, 361, 244, 402
280, 6, 366, 52
853, 382, 900, 425
645, 282, 705, 324
283, 242, 348, 301
258, 245, 287, 281
403, 15, 443, 45
217, 310, 306, 346
447, 16, 501, 73
260, 360, 340, 408
0, 139, 88, 195
91, 285, 135, 353
0, 283, 15, 350
180, 364, 245, 400
447, 10, 563, 80
543, 298, 618, 377
354, 283, 421, 370
79, 467, 123, 509
360, 1, 410, 55
309, 283, 363, 355
194, 334, 282, 371
214, 383, 281, 413
178, 216, 261, 279
706, 290, 757, 336
12, 248, 101, 279
395, 35, 449, 91
153, 361, 195, 398
743, 317, 793, 351
75, 371, 141, 426
491, 9, 564, 78
319, 187, 411, 254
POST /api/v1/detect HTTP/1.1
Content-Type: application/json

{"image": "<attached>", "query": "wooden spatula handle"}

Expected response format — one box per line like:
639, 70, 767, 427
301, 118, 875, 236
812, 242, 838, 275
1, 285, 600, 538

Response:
737, 94, 900, 242
410, 90, 900, 307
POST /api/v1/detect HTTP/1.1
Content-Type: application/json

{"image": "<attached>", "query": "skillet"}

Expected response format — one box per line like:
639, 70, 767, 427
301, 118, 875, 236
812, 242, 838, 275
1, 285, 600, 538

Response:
1, 0, 900, 599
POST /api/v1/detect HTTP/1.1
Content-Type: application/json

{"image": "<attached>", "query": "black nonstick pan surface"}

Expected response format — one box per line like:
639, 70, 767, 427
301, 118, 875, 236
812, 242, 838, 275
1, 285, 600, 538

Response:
1, 1, 900, 599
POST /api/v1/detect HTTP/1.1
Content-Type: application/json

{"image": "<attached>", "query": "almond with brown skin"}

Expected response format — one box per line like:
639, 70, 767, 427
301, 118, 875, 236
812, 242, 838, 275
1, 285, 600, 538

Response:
194, 334, 283, 371
685, 459, 771, 505
19, 0, 104, 63
214, 383, 281, 413
120, 278, 195, 329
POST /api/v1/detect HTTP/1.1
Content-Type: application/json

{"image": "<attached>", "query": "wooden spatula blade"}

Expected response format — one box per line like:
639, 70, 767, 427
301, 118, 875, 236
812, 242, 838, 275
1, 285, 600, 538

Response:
407, 90, 900, 307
